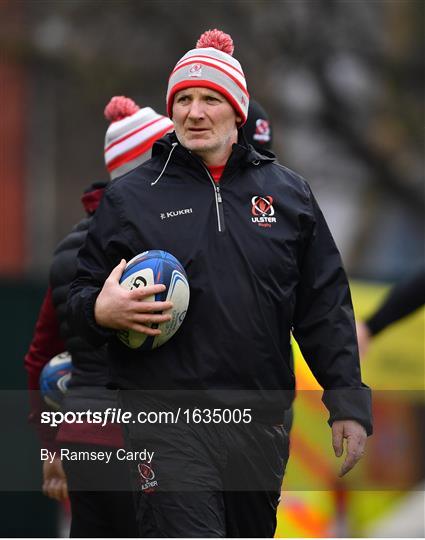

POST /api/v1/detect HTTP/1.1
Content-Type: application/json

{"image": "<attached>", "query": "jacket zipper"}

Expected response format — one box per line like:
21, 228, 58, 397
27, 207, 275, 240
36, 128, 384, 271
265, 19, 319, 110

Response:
201, 164, 226, 233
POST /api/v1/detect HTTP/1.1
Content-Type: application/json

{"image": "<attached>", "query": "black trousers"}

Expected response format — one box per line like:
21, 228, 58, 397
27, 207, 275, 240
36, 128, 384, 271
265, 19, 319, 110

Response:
62, 444, 138, 538
120, 393, 289, 538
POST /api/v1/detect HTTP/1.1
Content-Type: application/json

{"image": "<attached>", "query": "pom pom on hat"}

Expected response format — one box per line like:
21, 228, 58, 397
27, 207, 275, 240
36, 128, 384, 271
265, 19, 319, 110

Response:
104, 96, 140, 122
104, 95, 174, 180
167, 28, 249, 125
196, 29, 234, 55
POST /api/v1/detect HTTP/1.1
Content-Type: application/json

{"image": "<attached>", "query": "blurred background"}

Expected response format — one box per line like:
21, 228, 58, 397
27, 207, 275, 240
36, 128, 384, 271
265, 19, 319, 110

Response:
0, 0, 423, 537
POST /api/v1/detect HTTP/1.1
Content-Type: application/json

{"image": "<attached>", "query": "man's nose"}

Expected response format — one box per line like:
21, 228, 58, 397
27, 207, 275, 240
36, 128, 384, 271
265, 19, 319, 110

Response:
187, 100, 205, 120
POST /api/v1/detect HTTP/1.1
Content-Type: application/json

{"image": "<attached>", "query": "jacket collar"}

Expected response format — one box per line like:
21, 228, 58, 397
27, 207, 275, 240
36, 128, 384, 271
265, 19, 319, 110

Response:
152, 131, 276, 171
81, 182, 108, 215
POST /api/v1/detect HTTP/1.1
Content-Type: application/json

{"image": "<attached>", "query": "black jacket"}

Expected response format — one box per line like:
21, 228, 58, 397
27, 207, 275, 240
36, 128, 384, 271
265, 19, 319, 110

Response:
50, 182, 117, 412
68, 133, 372, 434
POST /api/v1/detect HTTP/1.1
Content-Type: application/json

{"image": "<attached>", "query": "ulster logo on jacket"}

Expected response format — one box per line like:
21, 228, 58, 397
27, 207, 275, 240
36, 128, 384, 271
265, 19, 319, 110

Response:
251, 196, 277, 228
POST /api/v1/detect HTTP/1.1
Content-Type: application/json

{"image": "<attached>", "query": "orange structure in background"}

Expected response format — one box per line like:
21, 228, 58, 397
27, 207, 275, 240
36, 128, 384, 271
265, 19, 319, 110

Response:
0, 4, 27, 276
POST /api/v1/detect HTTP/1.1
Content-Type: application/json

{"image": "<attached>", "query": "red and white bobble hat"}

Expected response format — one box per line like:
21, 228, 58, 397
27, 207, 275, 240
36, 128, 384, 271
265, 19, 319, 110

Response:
104, 96, 174, 179
166, 29, 249, 126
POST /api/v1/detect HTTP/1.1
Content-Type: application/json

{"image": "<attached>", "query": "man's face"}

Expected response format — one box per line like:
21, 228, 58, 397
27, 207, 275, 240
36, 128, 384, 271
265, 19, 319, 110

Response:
172, 87, 240, 163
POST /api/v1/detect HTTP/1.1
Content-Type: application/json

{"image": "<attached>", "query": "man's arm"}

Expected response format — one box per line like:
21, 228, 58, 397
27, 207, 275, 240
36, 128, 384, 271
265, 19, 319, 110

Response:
25, 287, 66, 392
24, 287, 69, 499
366, 268, 425, 336
43, 459, 68, 502
24, 287, 66, 452
292, 187, 372, 474
357, 268, 425, 357
67, 186, 172, 344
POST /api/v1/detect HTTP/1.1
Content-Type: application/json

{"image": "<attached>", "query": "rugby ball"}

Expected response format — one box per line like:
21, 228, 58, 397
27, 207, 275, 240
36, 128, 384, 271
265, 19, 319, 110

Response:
118, 250, 190, 350
39, 351, 72, 410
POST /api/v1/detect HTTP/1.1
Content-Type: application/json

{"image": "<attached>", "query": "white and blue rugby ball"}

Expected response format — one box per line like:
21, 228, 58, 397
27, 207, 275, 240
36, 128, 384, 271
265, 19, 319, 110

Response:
118, 250, 190, 350
39, 351, 72, 410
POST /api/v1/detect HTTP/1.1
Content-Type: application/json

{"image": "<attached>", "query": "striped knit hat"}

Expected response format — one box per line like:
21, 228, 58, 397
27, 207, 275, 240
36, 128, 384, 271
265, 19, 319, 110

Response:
166, 29, 249, 126
104, 96, 174, 179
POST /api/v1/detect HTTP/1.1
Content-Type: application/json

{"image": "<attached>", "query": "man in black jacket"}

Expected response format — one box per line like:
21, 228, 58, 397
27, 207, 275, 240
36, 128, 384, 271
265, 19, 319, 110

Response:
68, 30, 372, 538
